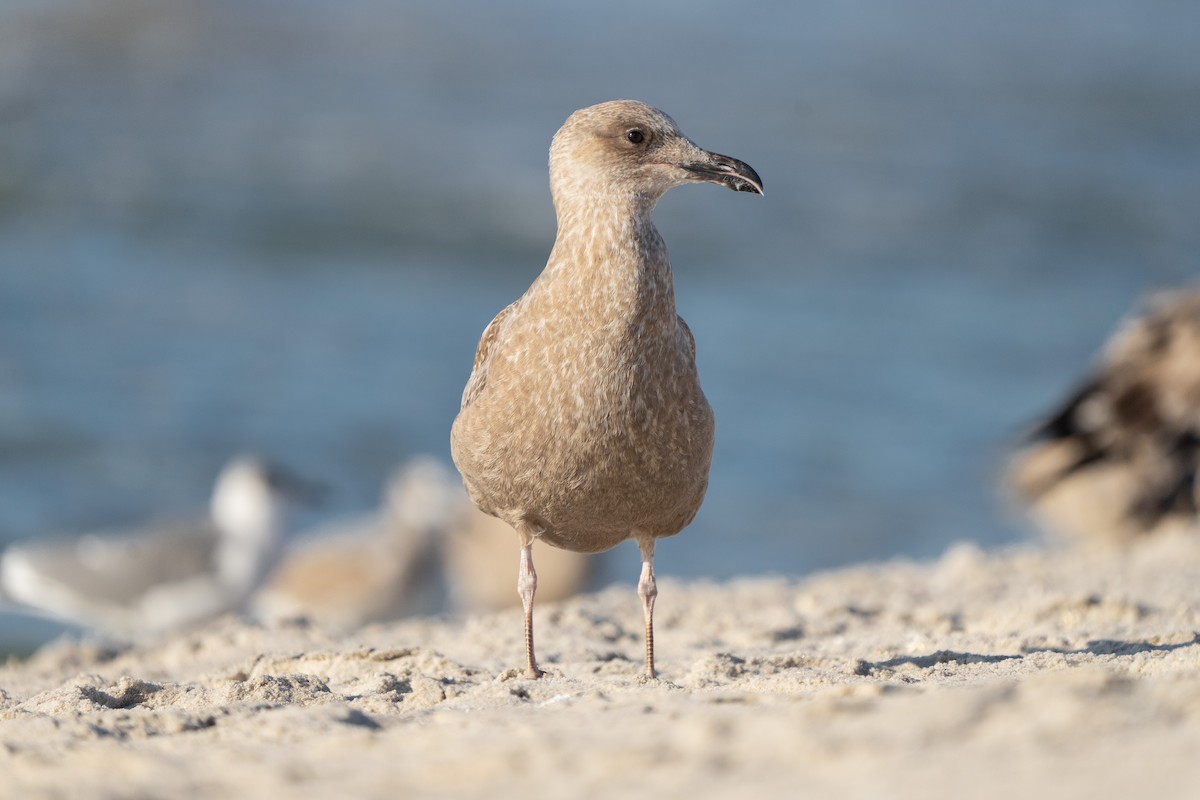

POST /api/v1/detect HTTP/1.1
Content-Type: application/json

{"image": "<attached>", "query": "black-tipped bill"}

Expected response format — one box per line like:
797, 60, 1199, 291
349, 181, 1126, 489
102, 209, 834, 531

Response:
682, 152, 764, 195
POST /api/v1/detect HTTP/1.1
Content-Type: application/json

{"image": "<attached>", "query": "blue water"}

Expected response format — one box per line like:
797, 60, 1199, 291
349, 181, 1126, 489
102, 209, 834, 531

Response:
1, 0, 1197, 604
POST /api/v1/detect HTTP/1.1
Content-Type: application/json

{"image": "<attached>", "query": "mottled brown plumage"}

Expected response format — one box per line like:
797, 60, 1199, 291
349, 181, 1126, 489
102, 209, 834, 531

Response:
450, 100, 762, 678
1009, 289, 1200, 541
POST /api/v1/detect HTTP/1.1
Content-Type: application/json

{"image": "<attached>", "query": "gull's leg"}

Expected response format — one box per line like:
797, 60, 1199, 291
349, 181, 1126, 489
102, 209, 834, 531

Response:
636, 535, 658, 679
517, 530, 543, 678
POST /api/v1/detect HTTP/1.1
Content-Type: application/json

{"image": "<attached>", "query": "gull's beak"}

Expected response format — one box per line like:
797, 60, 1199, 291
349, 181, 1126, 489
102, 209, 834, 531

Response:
680, 150, 764, 195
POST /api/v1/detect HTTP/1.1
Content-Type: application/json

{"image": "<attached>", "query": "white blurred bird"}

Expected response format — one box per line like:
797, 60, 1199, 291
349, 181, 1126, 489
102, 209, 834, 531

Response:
0, 455, 317, 635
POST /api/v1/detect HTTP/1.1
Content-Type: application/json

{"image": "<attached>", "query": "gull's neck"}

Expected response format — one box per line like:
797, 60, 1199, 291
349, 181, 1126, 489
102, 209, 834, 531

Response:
540, 190, 677, 325
211, 482, 286, 591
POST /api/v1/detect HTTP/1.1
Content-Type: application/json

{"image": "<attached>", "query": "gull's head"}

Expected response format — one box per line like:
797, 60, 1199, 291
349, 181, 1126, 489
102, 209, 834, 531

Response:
549, 100, 763, 208
210, 455, 323, 541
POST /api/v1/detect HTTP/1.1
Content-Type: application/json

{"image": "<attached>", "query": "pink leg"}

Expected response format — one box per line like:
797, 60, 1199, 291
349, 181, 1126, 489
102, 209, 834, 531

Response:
518, 541, 543, 678
636, 537, 658, 679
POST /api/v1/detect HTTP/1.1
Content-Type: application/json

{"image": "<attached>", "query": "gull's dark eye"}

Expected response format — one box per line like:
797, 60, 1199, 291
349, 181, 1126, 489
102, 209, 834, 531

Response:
625, 129, 645, 145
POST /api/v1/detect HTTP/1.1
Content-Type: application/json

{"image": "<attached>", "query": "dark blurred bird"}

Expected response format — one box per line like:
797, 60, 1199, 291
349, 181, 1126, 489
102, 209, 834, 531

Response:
1008, 290, 1200, 541
451, 100, 762, 678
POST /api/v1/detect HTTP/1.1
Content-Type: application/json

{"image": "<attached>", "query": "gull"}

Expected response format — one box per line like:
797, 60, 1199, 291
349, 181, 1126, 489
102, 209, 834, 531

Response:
1008, 289, 1200, 541
0, 455, 317, 635
254, 457, 453, 630
451, 100, 762, 678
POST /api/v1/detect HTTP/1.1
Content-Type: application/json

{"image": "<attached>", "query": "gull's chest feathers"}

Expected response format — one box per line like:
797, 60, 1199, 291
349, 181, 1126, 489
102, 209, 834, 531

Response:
498, 222, 688, 432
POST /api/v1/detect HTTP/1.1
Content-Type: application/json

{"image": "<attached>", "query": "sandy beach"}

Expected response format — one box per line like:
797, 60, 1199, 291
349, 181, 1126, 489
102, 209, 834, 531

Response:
3, 532, 1200, 799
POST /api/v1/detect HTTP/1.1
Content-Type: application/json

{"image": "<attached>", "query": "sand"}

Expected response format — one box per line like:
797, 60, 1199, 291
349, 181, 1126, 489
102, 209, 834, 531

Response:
4, 532, 1200, 799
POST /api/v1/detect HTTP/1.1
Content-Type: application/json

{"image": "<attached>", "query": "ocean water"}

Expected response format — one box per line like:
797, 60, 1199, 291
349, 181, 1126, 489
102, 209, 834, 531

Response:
1, 0, 1197, 617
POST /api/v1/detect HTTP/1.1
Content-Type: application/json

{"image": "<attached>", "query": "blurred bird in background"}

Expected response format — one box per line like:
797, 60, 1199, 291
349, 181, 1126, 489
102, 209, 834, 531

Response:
254, 457, 452, 630
1, 455, 319, 635
1, 453, 597, 643
1008, 289, 1200, 542
257, 456, 597, 631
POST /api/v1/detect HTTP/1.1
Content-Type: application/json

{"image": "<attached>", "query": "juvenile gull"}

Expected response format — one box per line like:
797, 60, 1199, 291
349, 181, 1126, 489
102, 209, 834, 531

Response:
451, 100, 762, 678
254, 457, 453, 630
0, 455, 317, 635
1008, 289, 1200, 541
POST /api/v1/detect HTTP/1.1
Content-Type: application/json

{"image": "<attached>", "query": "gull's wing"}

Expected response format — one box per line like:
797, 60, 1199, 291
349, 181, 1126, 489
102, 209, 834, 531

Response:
460, 301, 518, 410
677, 314, 698, 361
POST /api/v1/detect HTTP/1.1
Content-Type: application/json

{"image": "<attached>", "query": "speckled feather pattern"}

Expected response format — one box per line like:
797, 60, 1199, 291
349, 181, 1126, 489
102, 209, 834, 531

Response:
450, 101, 729, 554
1009, 288, 1200, 538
